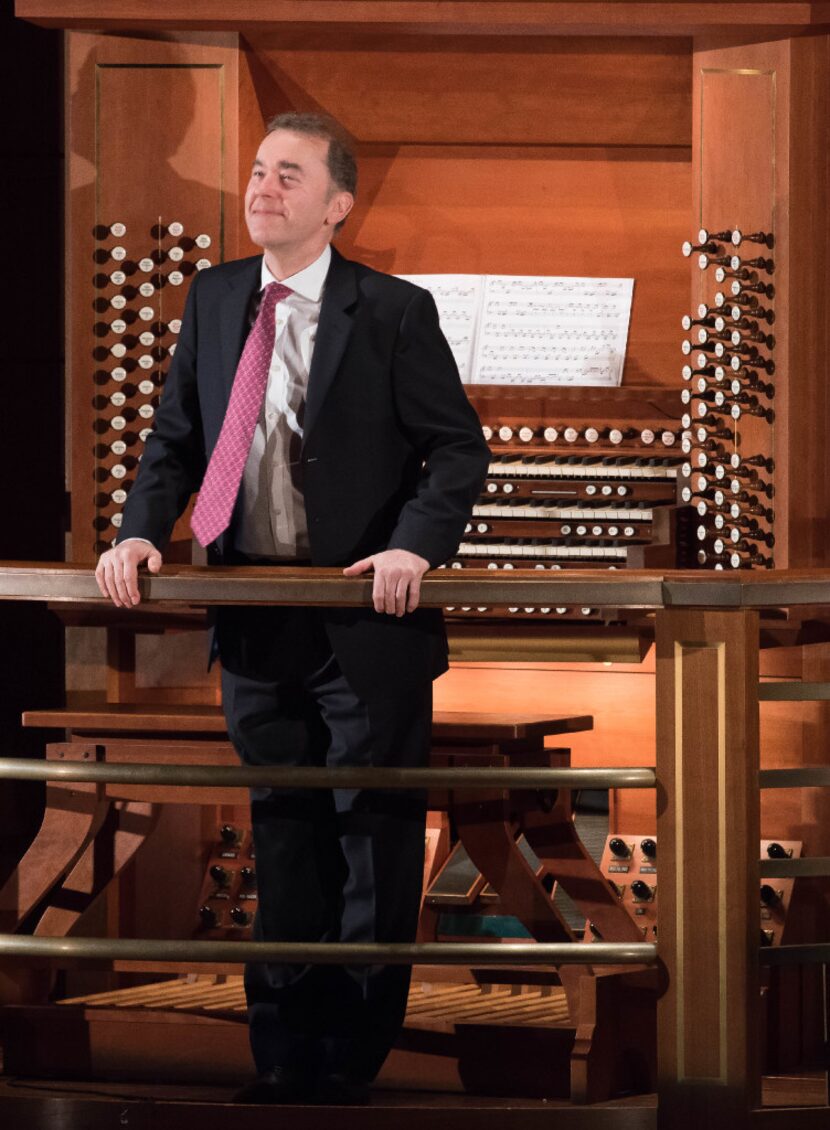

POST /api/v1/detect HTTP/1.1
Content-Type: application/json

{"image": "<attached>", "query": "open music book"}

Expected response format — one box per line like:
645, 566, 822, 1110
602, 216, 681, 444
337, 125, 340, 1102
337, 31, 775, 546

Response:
396, 273, 634, 387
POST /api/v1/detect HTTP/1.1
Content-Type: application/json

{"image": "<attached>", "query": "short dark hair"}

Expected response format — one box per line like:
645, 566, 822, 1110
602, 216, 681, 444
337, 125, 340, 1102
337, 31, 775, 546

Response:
265, 111, 357, 231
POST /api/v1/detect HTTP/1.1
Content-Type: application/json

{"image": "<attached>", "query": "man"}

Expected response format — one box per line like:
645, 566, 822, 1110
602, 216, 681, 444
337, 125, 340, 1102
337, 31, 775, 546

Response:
96, 112, 489, 1104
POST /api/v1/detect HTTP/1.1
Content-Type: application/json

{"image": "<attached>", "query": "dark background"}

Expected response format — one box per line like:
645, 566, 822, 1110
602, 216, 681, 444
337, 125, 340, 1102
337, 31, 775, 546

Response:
0, 0, 65, 883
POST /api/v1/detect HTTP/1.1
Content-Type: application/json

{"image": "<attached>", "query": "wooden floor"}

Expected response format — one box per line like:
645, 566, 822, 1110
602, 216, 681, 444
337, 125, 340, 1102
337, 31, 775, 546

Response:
0, 1077, 656, 1130
0, 1074, 825, 1130
1, 976, 826, 1127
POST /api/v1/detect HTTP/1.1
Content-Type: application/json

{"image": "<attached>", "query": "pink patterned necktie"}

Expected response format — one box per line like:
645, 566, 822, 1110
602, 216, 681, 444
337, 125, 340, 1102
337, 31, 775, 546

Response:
191, 281, 293, 547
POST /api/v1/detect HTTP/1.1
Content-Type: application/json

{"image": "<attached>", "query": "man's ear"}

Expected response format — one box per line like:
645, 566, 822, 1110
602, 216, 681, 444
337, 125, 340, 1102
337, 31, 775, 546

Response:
327, 191, 354, 228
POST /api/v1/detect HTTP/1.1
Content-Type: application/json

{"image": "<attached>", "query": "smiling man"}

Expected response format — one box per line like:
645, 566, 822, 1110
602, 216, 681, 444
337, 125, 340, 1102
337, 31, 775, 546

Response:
95, 112, 489, 1105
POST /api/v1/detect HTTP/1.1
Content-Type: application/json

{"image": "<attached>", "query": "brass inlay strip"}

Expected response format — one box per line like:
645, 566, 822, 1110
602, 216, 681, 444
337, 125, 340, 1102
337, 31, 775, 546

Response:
674, 639, 685, 1077
717, 640, 728, 1083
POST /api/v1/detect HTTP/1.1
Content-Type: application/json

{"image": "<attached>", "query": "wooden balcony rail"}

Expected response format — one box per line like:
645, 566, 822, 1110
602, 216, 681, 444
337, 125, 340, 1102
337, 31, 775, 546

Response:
5, 560, 830, 608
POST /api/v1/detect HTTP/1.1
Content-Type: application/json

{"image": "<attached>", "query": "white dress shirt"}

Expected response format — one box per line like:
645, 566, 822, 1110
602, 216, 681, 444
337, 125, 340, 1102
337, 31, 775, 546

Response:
234, 245, 330, 558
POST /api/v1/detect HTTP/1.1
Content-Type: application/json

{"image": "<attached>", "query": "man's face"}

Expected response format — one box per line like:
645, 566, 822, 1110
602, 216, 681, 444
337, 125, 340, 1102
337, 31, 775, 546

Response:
244, 129, 353, 256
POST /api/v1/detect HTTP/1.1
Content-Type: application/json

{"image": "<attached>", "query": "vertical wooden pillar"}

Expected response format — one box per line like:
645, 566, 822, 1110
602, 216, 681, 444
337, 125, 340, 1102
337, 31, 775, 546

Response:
656, 608, 760, 1129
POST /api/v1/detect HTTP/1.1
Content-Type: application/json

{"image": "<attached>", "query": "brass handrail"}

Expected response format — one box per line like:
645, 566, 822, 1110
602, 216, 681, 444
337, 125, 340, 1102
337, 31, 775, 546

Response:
0, 934, 657, 967
0, 758, 656, 790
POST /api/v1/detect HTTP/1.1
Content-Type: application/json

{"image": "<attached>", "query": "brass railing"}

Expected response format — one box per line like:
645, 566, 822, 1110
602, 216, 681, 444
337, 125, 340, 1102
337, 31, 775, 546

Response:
0, 759, 656, 791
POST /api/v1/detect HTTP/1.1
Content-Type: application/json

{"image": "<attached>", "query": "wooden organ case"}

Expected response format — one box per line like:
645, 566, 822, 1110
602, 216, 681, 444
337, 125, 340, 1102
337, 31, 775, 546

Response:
5, 0, 830, 1108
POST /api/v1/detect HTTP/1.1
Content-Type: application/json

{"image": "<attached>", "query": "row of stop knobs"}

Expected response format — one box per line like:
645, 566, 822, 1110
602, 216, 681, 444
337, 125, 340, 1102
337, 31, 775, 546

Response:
607, 836, 787, 908
609, 835, 790, 862
483, 424, 677, 447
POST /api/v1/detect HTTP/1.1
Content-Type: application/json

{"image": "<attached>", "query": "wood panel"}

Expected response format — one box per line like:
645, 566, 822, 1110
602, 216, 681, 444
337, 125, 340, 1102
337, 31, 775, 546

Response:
435, 657, 657, 834
16, 0, 830, 36
785, 34, 830, 569
692, 34, 830, 568
655, 608, 760, 1130
248, 33, 692, 148
438, 645, 830, 857
66, 31, 243, 563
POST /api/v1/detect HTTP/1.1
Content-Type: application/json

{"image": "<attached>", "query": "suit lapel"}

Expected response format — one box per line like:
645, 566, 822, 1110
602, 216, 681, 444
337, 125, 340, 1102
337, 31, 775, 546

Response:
303, 248, 357, 442
218, 256, 262, 404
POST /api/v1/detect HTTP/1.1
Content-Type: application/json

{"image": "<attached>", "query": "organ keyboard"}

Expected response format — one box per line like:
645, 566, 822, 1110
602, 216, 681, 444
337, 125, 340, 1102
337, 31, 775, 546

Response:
486, 456, 679, 481
455, 543, 628, 561
447, 392, 693, 599
472, 505, 654, 520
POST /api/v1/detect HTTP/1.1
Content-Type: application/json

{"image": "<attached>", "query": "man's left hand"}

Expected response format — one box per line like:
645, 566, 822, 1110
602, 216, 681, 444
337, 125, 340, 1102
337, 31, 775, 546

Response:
343, 549, 430, 616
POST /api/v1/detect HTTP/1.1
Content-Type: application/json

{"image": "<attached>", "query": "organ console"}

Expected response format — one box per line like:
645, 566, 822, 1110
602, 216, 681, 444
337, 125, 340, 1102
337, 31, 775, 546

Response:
448, 399, 689, 593
4, 4, 830, 1124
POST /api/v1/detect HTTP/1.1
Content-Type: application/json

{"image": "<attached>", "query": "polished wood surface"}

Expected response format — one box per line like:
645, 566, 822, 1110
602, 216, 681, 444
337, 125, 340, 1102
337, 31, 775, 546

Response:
656, 610, 761, 1129
692, 35, 830, 570
0, 1086, 658, 1130
251, 32, 690, 146
8, 561, 830, 606
16, 1, 830, 35
21, 700, 593, 740
66, 31, 243, 563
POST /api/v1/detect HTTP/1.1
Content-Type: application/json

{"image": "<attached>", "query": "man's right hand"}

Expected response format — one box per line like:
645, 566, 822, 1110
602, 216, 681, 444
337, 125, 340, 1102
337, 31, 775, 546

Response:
95, 540, 163, 607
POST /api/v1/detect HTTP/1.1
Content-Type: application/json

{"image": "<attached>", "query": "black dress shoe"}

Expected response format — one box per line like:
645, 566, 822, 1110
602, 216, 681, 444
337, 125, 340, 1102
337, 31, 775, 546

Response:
314, 1072, 370, 1106
233, 1065, 313, 1105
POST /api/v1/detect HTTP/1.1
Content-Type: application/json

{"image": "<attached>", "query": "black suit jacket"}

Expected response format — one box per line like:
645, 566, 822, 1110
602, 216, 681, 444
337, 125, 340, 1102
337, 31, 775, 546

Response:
118, 247, 490, 699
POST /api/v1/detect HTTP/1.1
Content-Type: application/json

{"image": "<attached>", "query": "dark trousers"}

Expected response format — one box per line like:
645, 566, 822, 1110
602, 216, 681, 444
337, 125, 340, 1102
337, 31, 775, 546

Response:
217, 605, 432, 1082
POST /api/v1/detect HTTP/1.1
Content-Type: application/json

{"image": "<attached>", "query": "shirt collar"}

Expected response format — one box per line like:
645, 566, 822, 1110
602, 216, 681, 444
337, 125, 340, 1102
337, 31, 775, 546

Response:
260, 244, 331, 303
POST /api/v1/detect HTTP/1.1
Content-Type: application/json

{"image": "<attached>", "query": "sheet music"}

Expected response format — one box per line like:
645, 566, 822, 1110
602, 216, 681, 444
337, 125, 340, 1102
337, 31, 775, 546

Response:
396, 274, 483, 383
398, 272, 633, 386
472, 275, 633, 387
